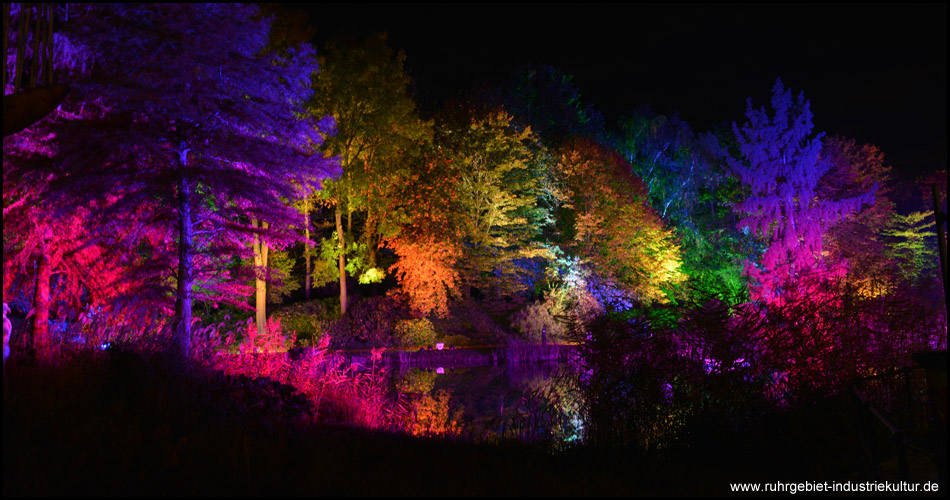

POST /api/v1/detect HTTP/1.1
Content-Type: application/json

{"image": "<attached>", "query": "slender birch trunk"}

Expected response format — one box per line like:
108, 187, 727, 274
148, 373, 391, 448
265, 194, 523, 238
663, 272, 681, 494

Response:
336, 204, 347, 314
252, 218, 270, 337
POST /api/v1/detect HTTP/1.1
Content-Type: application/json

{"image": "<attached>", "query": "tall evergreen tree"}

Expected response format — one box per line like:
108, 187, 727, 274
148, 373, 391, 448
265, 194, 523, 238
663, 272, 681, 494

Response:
3, 4, 338, 356
729, 79, 873, 302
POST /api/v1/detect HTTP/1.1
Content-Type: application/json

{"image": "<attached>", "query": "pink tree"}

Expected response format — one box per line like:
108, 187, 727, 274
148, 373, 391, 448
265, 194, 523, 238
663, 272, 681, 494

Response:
3, 4, 339, 356
729, 79, 873, 302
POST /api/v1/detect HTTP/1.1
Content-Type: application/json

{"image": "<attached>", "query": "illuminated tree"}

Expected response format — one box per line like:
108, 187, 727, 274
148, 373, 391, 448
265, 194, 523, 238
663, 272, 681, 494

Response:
0, 189, 146, 355
555, 137, 685, 304
729, 79, 873, 302
383, 150, 463, 316
884, 211, 939, 285
308, 33, 432, 314
613, 110, 747, 304
4, 4, 338, 356
615, 109, 721, 223
387, 236, 461, 317
438, 109, 554, 299
819, 136, 896, 298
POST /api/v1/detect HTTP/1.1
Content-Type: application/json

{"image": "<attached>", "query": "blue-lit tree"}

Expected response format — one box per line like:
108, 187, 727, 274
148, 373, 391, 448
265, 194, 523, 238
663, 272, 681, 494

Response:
729, 79, 873, 302
3, 4, 339, 356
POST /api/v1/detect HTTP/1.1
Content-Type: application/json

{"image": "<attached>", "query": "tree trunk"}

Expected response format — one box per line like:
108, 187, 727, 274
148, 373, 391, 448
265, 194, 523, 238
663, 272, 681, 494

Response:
174, 152, 194, 357
347, 197, 353, 240
2, 3, 9, 91
366, 205, 378, 269
45, 3, 54, 87
13, 3, 29, 91
32, 251, 50, 359
252, 218, 269, 337
336, 204, 347, 314
304, 199, 312, 300
28, 3, 42, 89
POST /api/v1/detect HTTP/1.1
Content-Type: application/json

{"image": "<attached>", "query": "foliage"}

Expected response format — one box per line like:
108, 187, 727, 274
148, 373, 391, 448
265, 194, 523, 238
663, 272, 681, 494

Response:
555, 137, 685, 304
567, 311, 696, 452
383, 148, 464, 316
326, 296, 409, 348
310, 236, 350, 287
753, 278, 944, 404
819, 135, 897, 299
673, 299, 769, 420
405, 389, 463, 438
308, 32, 433, 312
533, 255, 608, 327
729, 79, 873, 302
263, 249, 300, 305
393, 317, 438, 347
883, 211, 939, 285
386, 235, 461, 317
614, 112, 750, 306
510, 300, 562, 342
269, 298, 333, 347
438, 109, 555, 299
3, 3, 339, 356
676, 224, 751, 306
240, 316, 293, 354
615, 109, 720, 223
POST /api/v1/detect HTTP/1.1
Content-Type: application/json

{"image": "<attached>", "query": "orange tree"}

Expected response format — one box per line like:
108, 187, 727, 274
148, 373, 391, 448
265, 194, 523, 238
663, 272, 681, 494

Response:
555, 136, 685, 304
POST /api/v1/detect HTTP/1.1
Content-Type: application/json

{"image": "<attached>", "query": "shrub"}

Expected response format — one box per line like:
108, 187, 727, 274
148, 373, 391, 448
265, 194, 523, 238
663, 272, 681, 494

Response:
241, 316, 293, 354
393, 318, 437, 347
511, 300, 566, 342
270, 298, 333, 346
327, 296, 409, 348
437, 302, 508, 344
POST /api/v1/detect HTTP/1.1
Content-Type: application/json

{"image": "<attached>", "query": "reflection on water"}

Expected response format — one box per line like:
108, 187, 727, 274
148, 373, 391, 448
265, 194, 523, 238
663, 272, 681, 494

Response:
392, 359, 584, 447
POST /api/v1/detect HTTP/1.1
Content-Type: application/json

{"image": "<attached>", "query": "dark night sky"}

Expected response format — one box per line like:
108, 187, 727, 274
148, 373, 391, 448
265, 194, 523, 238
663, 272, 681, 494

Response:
301, 3, 947, 181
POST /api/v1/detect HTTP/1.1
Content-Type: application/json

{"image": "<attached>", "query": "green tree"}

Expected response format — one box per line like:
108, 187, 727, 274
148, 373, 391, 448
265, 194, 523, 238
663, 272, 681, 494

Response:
884, 211, 939, 285
614, 112, 747, 305
615, 110, 719, 224
308, 33, 432, 314
438, 109, 554, 300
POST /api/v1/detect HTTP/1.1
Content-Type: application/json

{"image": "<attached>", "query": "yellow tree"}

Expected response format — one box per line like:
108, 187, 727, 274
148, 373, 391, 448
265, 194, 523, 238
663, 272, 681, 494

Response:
556, 137, 685, 304
438, 109, 554, 299
308, 33, 431, 314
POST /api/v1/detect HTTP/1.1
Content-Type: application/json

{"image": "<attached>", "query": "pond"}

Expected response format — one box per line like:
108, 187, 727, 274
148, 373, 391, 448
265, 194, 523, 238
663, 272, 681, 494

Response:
345, 345, 586, 446
390, 354, 585, 446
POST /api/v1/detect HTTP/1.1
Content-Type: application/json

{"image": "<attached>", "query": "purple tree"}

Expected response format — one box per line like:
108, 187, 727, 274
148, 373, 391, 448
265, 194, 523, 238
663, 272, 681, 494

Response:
4, 4, 339, 356
729, 79, 873, 302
